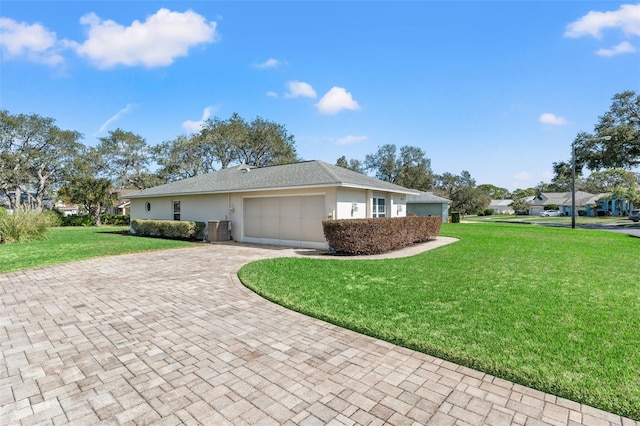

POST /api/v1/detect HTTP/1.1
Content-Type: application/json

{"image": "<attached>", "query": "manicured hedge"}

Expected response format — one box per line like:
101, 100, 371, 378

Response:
322, 216, 441, 255
130, 219, 205, 240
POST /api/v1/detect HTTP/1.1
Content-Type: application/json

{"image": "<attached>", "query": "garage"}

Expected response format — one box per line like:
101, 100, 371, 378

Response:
243, 195, 327, 248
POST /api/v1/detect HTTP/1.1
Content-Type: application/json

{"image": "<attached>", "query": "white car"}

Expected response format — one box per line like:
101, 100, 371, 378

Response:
538, 210, 563, 217
629, 209, 640, 222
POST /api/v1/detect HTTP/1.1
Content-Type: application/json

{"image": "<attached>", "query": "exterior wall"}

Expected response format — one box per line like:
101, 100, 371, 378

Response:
130, 194, 231, 236
406, 203, 448, 222
336, 188, 367, 219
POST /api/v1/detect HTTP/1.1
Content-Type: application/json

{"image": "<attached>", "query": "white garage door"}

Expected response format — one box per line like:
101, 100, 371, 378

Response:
243, 195, 327, 249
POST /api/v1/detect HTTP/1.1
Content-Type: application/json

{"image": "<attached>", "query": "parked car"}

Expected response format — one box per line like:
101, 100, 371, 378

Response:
538, 210, 563, 217
629, 209, 640, 222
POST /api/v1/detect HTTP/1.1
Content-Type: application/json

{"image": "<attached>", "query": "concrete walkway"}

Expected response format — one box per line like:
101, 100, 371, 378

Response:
1, 239, 636, 425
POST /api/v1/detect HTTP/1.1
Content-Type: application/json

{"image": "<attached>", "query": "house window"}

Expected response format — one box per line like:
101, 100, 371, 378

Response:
373, 197, 386, 218
173, 201, 181, 220
145, 202, 151, 212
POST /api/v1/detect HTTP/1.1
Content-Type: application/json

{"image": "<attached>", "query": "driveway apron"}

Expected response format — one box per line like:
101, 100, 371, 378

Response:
1, 243, 636, 425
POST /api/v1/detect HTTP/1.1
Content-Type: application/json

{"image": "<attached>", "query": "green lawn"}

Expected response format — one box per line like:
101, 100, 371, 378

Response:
238, 223, 640, 420
0, 226, 195, 273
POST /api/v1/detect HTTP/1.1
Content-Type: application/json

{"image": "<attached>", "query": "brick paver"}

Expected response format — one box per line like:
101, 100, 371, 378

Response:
1, 240, 637, 425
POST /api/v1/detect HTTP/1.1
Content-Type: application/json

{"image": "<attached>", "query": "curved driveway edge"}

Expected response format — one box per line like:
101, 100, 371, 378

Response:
1, 239, 636, 425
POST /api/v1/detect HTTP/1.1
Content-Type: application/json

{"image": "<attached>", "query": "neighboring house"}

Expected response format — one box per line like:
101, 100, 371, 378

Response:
126, 160, 419, 249
53, 201, 79, 216
406, 192, 450, 222
108, 189, 135, 215
489, 199, 514, 214
527, 191, 630, 217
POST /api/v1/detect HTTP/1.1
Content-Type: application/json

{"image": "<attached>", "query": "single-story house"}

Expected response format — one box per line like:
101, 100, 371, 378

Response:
108, 189, 134, 216
489, 199, 514, 214
406, 192, 450, 222
126, 160, 420, 249
527, 191, 625, 216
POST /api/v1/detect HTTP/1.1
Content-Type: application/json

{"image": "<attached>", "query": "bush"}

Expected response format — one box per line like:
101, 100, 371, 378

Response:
322, 216, 441, 255
61, 214, 93, 227
101, 214, 129, 226
130, 219, 205, 240
544, 204, 559, 211
451, 212, 461, 223
484, 208, 494, 216
578, 210, 587, 217
0, 208, 56, 244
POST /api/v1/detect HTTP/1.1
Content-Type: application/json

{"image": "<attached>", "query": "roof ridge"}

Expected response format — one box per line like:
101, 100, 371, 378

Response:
314, 160, 344, 184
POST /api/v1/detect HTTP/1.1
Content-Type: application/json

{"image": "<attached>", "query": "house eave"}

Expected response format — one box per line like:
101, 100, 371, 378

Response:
126, 182, 418, 200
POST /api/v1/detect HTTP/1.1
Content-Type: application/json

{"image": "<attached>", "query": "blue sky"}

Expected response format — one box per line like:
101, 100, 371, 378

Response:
2, 1, 639, 190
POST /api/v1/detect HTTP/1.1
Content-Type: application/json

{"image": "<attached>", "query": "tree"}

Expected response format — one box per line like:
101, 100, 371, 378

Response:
335, 156, 365, 174
509, 197, 529, 215
477, 184, 511, 200
152, 135, 214, 182
0, 110, 83, 209
236, 116, 299, 167
59, 177, 117, 226
364, 144, 434, 189
199, 113, 247, 169
433, 171, 489, 214
573, 91, 640, 170
96, 129, 152, 189
583, 169, 639, 193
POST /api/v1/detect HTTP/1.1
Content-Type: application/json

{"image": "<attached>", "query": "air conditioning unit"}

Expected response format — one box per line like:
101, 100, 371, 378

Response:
208, 220, 231, 242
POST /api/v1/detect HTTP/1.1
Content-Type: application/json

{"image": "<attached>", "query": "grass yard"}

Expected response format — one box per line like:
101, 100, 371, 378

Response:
238, 223, 640, 420
0, 226, 195, 273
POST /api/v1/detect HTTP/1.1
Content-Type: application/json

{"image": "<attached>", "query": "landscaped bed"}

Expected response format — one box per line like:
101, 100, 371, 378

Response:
238, 222, 640, 420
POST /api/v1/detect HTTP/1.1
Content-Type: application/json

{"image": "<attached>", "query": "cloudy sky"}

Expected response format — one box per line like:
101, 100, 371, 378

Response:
2, 1, 639, 190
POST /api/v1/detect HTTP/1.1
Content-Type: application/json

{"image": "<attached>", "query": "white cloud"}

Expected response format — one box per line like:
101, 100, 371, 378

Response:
564, 3, 640, 38
336, 135, 368, 145
0, 17, 67, 65
316, 87, 360, 115
75, 8, 217, 69
514, 171, 532, 180
254, 58, 280, 69
597, 40, 637, 56
539, 113, 568, 126
285, 81, 316, 98
266, 91, 278, 98
182, 106, 214, 133
96, 104, 135, 134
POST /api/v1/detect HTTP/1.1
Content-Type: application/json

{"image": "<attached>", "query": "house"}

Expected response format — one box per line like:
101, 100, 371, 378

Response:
108, 189, 135, 216
406, 192, 450, 222
489, 199, 514, 215
527, 191, 629, 217
126, 160, 420, 249
53, 201, 79, 216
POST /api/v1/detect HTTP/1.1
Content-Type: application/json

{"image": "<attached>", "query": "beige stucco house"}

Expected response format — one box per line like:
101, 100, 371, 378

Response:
126, 160, 419, 249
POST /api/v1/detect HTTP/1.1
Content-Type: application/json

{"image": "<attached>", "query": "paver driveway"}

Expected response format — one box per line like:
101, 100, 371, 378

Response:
1, 241, 637, 425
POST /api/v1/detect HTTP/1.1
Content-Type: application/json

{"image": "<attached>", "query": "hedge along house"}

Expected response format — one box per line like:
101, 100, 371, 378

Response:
126, 160, 419, 249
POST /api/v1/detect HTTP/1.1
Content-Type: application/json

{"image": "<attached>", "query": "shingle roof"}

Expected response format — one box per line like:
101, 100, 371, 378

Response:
530, 191, 608, 207
126, 160, 419, 199
406, 192, 451, 203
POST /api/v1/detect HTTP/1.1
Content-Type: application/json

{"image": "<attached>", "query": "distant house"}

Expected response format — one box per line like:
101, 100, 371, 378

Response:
527, 191, 631, 217
109, 189, 135, 215
53, 201, 79, 216
406, 192, 450, 222
126, 161, 419, 249
489, 199, 514, 214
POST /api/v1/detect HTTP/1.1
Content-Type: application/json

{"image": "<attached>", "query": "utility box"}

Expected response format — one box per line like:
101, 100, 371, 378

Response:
208, 220, 230, 242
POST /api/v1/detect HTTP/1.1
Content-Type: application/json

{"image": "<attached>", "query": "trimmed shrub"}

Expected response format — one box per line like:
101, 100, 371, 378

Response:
130, 219, 205, 240
61, 214, 93, 227
0, 208, 56, 244
322, 216, 441, 255
578, 210, 587, 217
484, 208, 494, 216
